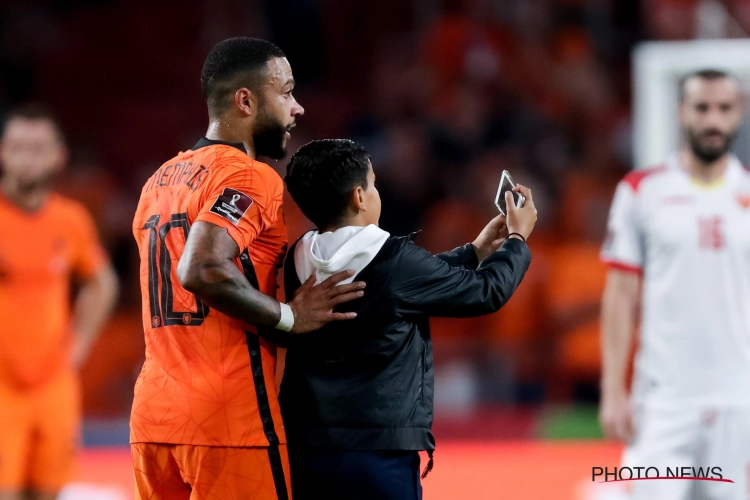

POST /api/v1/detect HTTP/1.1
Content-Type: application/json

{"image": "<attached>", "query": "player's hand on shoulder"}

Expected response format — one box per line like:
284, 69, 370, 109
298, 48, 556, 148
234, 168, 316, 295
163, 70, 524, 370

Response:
288, 270, 366, 334
506, 184, 537, 241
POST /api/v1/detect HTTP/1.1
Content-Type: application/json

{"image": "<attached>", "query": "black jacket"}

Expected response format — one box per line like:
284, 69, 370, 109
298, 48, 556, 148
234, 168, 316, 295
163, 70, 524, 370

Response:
278, 234, 531, 453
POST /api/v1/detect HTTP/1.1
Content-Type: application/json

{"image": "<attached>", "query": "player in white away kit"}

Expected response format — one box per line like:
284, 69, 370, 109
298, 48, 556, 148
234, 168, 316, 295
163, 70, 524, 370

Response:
600, 69, 750, 500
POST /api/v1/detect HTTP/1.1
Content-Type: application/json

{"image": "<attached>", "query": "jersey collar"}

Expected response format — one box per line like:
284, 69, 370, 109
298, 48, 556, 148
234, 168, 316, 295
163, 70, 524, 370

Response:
667, 152, 742, 189
191, 137, 247, 155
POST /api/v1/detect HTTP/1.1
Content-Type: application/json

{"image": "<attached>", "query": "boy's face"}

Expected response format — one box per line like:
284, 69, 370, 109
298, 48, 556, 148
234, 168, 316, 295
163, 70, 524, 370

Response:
362, 161, 381, 226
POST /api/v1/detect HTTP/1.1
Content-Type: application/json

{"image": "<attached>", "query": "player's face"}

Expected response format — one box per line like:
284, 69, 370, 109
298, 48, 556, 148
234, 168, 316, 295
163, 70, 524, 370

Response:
680, 77, 742, 163
362, 162, 381, 226
254, 57, 304, 159
0, 118, 66, 186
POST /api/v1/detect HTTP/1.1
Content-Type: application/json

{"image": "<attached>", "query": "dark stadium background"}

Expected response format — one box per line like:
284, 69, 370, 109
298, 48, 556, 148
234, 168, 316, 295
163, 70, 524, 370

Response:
1, 0, 741, 498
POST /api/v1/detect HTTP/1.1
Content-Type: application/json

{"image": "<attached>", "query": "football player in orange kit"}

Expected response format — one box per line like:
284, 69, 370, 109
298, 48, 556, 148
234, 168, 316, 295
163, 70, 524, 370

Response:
0, 105, 119, 500
130, 38, 365, 500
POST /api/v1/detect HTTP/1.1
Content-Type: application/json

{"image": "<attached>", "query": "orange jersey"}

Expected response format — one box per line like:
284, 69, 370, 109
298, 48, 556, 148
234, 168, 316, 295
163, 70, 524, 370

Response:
131, 138, 288, 448
0, 193, 107, 388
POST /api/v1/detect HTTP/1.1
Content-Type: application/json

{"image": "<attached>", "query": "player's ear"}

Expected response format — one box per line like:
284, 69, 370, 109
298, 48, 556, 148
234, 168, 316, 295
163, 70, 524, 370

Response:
351, 186, 366, 213
234, 87, 258, 117
54, 143, 69, 172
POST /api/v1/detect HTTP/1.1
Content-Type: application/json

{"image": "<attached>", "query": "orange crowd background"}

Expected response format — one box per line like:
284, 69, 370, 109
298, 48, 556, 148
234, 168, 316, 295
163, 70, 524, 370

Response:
1, 0, 741, 421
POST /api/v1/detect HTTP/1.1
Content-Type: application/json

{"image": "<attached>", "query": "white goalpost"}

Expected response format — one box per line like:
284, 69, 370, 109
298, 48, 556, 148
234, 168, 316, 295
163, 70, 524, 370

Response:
633, 39, 750, 169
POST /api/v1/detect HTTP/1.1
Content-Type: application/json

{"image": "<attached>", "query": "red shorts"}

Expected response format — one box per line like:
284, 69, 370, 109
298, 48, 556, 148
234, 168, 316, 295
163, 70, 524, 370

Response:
132, 443, 292, 500
0, 369, 80, 492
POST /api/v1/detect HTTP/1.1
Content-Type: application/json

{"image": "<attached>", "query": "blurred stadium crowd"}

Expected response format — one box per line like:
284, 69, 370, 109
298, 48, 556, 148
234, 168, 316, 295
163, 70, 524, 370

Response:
0, 0, 744, 423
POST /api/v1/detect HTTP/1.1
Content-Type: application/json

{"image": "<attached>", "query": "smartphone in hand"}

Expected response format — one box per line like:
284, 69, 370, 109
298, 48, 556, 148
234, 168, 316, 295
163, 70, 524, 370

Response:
494, 170, 526, 215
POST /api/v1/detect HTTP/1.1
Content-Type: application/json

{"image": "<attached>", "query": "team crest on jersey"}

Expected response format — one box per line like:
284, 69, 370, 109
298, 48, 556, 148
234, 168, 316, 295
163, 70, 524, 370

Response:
736, 194, 750, 209
209, 188, 254, 225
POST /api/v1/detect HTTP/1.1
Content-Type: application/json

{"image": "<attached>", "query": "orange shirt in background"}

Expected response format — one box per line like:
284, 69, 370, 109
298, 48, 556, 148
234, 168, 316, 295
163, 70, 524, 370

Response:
0, 193, 107, 389
131, 138, 288, 448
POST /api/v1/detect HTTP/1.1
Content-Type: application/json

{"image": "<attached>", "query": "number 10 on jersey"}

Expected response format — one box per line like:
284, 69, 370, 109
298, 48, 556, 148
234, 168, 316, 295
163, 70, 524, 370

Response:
142, 213, 210, 328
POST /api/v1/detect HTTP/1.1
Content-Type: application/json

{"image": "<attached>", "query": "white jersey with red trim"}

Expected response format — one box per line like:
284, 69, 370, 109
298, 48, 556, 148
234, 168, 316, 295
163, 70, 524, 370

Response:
602, 154, 750, 408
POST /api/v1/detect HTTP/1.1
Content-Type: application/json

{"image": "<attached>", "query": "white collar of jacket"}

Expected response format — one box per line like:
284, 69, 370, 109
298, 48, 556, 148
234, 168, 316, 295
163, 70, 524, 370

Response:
294, 225, 391, 285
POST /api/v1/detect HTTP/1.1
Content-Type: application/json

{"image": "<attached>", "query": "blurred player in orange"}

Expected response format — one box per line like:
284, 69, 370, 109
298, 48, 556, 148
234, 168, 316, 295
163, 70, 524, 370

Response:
0, 105, 119, 500
131, 38, 365, 500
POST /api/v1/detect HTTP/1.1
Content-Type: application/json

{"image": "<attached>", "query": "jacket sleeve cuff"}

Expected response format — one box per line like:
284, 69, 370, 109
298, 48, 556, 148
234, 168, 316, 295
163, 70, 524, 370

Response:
476, 236, 532, 270
500, 236, 530, 253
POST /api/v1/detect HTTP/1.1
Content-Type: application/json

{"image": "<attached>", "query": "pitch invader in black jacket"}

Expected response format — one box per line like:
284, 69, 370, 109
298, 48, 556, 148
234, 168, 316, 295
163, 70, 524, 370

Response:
280, 139, 536, 500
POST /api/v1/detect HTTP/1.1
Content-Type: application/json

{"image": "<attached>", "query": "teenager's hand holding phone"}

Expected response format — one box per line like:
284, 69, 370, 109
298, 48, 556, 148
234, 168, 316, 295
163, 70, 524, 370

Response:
495, 170, 526, 215
471, 214, 509, 262
505, 185, 536, 242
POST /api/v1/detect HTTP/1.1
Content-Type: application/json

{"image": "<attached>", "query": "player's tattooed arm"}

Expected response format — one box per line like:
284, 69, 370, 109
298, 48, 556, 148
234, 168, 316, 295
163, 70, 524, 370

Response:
178, 221, 282, 327
178, 221, 364, 332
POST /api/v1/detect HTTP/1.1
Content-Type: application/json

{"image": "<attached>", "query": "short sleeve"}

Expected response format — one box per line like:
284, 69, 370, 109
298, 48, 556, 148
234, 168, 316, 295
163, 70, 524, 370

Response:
601, 181, 644, 273
71, 206, 108, 279
195, 166, 282, 251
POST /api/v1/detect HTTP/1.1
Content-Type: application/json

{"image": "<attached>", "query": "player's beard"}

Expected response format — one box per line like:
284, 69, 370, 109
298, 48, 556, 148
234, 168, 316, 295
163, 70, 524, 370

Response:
686, 126, 737, 163
253, 107, 287, 160
12, 166, 57, 192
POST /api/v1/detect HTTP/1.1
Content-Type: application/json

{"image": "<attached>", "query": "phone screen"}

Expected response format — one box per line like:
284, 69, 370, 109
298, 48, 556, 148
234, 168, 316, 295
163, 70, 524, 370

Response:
495, 171, 523, 215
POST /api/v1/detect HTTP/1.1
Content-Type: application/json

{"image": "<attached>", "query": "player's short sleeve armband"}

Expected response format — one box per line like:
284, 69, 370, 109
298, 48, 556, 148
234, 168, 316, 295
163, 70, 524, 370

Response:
195, 166, 282, 251
601, 181, 644, 273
